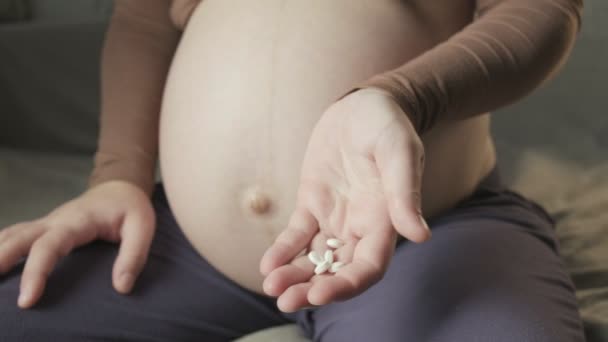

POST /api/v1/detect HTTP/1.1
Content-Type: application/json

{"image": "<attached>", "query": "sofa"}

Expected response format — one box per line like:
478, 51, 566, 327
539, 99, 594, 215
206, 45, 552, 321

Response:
1, 1, 606, 341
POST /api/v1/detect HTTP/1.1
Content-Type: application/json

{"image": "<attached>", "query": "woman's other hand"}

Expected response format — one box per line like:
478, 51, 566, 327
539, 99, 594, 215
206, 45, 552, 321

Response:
0, 181, 155, 309
260, 88, 430, 312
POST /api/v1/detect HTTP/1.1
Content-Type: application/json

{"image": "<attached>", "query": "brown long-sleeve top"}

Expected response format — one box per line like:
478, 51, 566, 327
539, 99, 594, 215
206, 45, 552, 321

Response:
89, 0, 583, 196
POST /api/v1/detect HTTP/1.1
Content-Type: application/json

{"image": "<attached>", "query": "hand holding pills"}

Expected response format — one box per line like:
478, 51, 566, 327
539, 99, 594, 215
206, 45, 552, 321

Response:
307, 239, 346, 275
259, 89, 431, 313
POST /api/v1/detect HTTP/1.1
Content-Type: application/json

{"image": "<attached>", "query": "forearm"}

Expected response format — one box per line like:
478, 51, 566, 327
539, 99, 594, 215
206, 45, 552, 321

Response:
89, 0, 181, 196
342, 0, 583, 134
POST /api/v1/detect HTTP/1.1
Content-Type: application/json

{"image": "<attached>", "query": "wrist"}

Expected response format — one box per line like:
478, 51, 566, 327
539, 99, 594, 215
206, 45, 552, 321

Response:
350, 87, 394, 99
340, 87, 420, 134
88, 151, 156, 197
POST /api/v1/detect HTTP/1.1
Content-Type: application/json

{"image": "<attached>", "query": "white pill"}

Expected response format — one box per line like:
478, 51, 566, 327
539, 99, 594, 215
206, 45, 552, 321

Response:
326, 238, 344, 249
324, 250, 334, 264
307, 251, 324, 265
329, 262, 345, 273
314, 260, 331, 275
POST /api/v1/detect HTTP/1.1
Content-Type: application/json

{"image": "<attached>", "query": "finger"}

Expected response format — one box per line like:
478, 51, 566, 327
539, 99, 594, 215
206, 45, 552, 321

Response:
259, 208, 318, 276
308, 260, 376, 305
112, 210, 156, 294
375, 125, 430, 243
263, 255, 315, 297
19, 225, 95, 309
0, 221, 38, 245
277, 282, 314, 313
0, 224, 15, 244
0, 223, 46, 274
308, 231, 394, 305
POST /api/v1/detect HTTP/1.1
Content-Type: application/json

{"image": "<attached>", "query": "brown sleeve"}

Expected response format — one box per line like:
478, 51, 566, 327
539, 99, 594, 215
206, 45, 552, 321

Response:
340, 0, 583, 134
88, 0, 181, 196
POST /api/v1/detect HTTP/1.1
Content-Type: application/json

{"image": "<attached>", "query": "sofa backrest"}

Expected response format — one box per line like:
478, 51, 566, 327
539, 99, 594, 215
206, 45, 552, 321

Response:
28, 0, 112, 23
0, 0, 113, 154
490, 0, 607, 193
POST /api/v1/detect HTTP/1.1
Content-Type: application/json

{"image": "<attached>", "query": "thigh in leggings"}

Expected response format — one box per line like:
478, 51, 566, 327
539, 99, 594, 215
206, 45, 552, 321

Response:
0, 184, 289, 342
288, 167, 585, 342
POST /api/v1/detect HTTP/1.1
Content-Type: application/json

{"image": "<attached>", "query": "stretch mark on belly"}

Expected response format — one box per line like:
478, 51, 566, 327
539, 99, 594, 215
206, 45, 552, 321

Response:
245, 1, 287, 224
263, 0, 287, 182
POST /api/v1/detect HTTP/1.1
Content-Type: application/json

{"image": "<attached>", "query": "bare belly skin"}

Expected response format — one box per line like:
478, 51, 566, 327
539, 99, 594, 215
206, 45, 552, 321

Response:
159, 0, 496, 294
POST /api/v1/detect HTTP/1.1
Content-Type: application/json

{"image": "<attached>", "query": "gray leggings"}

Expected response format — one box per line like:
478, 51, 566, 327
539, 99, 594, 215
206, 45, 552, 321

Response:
0, 166, 585, 341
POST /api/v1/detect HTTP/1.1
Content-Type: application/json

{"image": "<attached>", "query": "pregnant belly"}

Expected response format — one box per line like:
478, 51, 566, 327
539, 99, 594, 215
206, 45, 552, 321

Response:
159, 0, 491, 293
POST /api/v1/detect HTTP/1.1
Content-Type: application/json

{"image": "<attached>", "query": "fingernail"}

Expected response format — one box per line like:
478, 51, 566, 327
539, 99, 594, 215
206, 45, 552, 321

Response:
420, 215, 432, 236
118, 272, 135, 293
18, 291, 30, 307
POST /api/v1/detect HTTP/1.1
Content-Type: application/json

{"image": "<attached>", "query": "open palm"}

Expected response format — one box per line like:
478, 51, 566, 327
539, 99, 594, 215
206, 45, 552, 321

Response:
260, 89, 431, 312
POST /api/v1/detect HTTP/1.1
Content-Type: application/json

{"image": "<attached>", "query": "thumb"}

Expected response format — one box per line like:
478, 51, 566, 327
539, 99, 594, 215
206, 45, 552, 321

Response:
112, 207, 156, 294
375, 124, 430, 243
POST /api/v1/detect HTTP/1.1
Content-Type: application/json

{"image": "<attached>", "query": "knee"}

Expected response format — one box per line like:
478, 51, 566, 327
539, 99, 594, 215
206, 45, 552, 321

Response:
312, 292, 584, 342
427, 297, 585, 342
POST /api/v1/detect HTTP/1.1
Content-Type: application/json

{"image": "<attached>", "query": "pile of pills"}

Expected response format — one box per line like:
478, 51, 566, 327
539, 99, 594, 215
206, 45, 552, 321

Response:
308, 238, 345, 275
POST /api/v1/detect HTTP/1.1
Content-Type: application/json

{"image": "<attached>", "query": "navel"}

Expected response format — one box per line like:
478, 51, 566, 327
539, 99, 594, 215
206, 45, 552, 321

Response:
242, 185, 273, 216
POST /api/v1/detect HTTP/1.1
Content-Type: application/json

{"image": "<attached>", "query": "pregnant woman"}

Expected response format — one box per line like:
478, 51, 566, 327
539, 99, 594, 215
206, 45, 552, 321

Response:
0, 0, 585, 341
